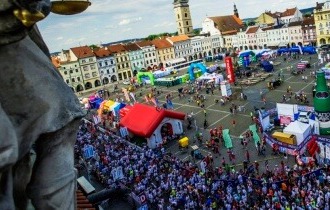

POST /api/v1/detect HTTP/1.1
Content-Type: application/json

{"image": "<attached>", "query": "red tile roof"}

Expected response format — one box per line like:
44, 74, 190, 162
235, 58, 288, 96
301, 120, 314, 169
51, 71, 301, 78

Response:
93, 47, 112, 58
107, 44, 127, 53
208, 15, 243, 34
281, 7, 297, 17
70, 46, 94, 59
151, 39, 173, 49
167, 35, 189, 43
136, 40, 154, 47
302, 17, 315, 25
51, 56, 60, 68
120, 103, 185, 138
124, 43, 141, 51
246, 26, 259, 34
222, 30, 237, 35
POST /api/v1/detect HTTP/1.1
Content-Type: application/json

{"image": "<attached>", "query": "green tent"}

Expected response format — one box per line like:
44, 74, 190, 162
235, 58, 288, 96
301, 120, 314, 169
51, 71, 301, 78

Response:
249, 124, 260, 146
223, 129, 233, 149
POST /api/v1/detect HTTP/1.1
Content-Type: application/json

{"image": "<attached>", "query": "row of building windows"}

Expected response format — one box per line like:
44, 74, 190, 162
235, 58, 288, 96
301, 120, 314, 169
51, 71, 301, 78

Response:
62, 65, 77, 69
63, 69, 79, 74
81, 58, 94, 64
98, 60, 114, 67
66, 77, 81, 83
117, 63, 129, 70
116, 56, 128, 63
101, 69, 116, 75
144, 52, 155, 58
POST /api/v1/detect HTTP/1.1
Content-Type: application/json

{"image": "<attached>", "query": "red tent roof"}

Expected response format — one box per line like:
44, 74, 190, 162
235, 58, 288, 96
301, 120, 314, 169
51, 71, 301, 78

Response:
119, 103, 185, 138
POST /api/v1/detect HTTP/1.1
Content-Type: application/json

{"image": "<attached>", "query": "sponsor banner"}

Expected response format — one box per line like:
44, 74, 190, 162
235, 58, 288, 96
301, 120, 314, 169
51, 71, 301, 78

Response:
280, 116, 291, 126
297, 105, 314, 112
225, 57, 235, 83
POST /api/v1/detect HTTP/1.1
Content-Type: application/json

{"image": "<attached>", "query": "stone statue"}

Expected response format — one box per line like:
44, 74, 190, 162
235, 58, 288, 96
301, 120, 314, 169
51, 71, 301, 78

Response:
0, 0, 87, 209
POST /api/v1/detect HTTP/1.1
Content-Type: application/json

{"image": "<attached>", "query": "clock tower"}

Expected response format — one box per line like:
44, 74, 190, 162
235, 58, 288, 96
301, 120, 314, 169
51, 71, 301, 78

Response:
173, 0, 193, 36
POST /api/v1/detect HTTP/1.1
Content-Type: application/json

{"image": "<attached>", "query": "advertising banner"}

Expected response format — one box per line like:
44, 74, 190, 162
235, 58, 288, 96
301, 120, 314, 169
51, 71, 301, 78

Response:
280, 116, 291, 126
225, 57, 235, 83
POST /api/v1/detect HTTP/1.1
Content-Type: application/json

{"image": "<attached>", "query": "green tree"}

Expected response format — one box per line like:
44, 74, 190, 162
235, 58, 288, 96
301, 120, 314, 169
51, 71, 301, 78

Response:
89, 44, 99, 50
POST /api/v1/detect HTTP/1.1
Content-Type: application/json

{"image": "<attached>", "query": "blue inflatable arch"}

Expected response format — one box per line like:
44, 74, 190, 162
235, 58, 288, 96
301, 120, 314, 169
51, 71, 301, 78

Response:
188, 63, 207, 80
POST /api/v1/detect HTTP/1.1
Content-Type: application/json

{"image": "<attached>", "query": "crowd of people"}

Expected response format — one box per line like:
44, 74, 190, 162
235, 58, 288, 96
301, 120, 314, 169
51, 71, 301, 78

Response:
76, 120, 330, 210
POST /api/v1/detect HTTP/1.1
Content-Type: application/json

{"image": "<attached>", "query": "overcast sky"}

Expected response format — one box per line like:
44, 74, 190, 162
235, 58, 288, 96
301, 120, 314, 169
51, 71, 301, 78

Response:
38, 0, 319, 52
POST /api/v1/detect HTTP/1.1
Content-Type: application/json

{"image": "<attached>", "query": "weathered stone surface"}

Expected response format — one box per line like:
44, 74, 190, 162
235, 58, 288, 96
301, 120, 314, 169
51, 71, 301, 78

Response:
0, 1, 85, 209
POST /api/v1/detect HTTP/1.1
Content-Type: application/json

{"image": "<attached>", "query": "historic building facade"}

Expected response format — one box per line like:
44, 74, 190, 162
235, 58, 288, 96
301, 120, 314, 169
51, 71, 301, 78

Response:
314, 1, 330, 46
108, 44, 131, 81
69, 46, 101, 90
94, 47, 118, 84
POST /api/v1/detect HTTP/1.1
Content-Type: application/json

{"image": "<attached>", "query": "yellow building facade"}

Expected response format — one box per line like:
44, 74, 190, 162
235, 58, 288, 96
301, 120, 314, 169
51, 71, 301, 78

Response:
314, 1, 330, 46
151, 39, 175, 64
255, 13, 275, 25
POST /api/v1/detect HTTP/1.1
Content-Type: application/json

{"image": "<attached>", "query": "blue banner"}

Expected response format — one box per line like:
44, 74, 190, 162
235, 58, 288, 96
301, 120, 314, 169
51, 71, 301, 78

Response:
302, 168, 324, 180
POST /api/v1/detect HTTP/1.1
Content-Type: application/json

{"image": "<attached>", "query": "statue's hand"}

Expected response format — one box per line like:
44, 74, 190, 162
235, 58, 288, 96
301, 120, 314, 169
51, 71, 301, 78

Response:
13, 9, 45, 27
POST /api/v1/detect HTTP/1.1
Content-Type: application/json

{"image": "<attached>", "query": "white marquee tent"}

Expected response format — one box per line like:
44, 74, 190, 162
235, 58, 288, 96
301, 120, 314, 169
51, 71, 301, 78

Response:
283, 121, 311, 145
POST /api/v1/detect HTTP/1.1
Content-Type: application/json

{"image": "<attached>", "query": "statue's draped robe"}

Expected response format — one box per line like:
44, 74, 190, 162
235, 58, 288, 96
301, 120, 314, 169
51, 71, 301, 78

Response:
0, 0, 85, 209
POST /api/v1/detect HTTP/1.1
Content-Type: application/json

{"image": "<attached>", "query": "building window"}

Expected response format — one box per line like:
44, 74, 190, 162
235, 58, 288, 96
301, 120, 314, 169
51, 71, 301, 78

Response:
89, 58, 93, 62
99, 62, 102, 67
77, 77, 80, 81
64, 71, 67, 75
185, 13, 187, 17
85, 73, 90, 79
105, 61, 108, 66
66, 79, 69, 84
92, 72, 98, 77
71, 78, 75, 82
83, 66, 88, 71
128, 71, 131, 78
186, 21, 189, 25
177, 14, 180, 19
75, 69, 79, 72
91, 65, 96, 70
118, 73, 122, 80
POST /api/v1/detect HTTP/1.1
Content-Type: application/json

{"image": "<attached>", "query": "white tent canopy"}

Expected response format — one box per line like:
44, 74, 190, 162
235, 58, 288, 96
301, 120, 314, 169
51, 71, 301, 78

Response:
197, 73, 224, 85
283, 121, 311, 145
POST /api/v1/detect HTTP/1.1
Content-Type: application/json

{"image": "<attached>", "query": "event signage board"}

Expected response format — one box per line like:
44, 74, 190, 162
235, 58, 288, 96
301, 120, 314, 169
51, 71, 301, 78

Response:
225, 57, 235, 83
220, 81, 232, 97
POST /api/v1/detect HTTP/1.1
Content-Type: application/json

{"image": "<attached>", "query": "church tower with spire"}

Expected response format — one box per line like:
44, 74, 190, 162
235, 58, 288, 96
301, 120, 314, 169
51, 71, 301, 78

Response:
234, 3, 239, 18
173, 0, 194, 36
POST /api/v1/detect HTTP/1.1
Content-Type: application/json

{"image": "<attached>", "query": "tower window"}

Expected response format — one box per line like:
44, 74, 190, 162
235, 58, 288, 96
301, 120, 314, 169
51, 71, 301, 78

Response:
185, 13, 187, 17
177, 14, 180, 19
186, 21, 189, 25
